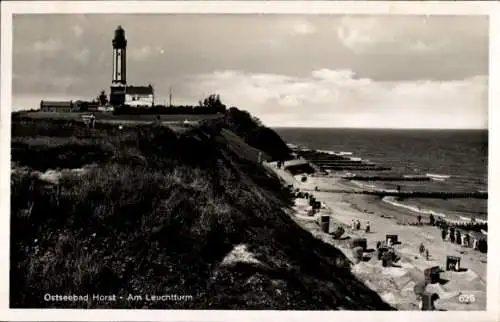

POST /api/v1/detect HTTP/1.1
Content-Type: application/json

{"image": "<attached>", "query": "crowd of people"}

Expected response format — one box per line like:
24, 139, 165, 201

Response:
438, 225, 487, 252
433, 217, 488, 253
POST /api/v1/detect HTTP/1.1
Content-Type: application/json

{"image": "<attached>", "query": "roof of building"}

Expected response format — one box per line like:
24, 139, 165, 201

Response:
126, 85, 154, 95
40, 101, 73, 107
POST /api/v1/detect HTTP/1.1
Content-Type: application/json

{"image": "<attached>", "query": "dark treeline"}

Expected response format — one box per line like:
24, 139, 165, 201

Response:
113, 104, 224, 115
114, 93, 227, 115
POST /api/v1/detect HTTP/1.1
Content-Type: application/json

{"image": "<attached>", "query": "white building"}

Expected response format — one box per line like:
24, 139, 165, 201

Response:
125, 85, 154, 107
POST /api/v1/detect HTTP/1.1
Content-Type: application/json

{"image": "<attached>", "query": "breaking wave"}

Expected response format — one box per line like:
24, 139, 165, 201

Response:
426, 173, 451, 179
382, 196, 487, 224
382, 196, 447, 218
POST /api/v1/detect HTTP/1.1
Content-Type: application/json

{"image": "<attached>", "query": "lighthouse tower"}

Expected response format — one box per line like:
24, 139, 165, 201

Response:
110, 26, 127, 106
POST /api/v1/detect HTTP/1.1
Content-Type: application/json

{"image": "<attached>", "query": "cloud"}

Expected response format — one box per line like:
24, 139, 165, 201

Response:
409, 40, 437, 53
72, 24, 84, 38
129, 45, 164, 61
336, 16, 445, 54
74, 48, 90, 64
32, 39, 62, 54
290, 21, 317, 35
25, 74, 82, 89
188, 69, 487, 128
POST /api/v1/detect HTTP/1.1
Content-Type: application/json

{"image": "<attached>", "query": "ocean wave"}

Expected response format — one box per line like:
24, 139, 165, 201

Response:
382, 196, 448, 218
316, 149, 337, 155
350, 180, 382, 190
426, 173, 451, 179
315, 149, 355, 157
382, 196, 488, 224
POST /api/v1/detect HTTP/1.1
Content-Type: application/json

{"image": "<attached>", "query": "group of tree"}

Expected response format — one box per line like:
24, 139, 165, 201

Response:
97, 90, 109, 106
198, 94, 226, 113
223, 107, 291, 161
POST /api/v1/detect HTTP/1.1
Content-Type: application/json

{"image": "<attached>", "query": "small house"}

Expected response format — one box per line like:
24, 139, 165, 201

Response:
125, 85, 154, 107
40, 100, 76, 112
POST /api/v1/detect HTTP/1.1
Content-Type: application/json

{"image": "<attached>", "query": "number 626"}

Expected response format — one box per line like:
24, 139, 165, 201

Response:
458, 294, 475, 303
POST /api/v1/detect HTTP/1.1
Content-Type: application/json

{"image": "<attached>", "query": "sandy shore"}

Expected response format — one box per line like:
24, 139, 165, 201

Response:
266, 162, 487, 310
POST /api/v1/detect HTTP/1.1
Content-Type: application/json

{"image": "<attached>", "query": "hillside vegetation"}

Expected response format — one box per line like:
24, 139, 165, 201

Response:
10, 108, 392, 309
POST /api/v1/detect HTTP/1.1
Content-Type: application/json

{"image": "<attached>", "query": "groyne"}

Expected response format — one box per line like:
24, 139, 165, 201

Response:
311, 187, 487, 199
289, 146, 487, 199
293, 148, 392, 172
342, 175, 431, 182
324, 166, 391, 171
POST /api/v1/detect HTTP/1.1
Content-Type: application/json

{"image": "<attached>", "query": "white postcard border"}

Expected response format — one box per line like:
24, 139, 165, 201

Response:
1, 1, 499, 321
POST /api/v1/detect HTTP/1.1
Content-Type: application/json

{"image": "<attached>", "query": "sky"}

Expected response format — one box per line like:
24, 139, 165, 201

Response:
12, 14, 488, 128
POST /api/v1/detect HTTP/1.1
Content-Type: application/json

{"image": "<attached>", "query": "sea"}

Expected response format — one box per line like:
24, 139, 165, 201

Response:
274, 128, 488, 221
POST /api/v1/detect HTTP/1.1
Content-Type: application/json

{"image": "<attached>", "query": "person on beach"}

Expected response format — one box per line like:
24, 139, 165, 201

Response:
456, 230, 461, 245
356, 220, 361, 230
419, 243, 425, 255
425, 249, 430, 261
473, 238, 478, 250
441, 228, 447, 241
365, 222, 370, 233
450, 228, 455, 243
154, 115, 161, 126
417, 215, 422, 225
429, 214, 435, 226
91, 113, 96, 128
351, 220, 356, 230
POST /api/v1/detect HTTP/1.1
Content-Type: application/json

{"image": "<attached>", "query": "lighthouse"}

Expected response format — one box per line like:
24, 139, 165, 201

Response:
112, 25, 127, 85
109, 25, 155, 108
110, 26, 127, 106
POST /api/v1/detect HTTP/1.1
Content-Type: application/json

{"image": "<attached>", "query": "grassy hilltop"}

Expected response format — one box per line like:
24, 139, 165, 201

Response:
10, 108, 392, 310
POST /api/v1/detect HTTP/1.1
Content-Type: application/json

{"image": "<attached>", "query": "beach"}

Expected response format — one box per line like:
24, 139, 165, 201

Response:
266, 161, 487, 310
